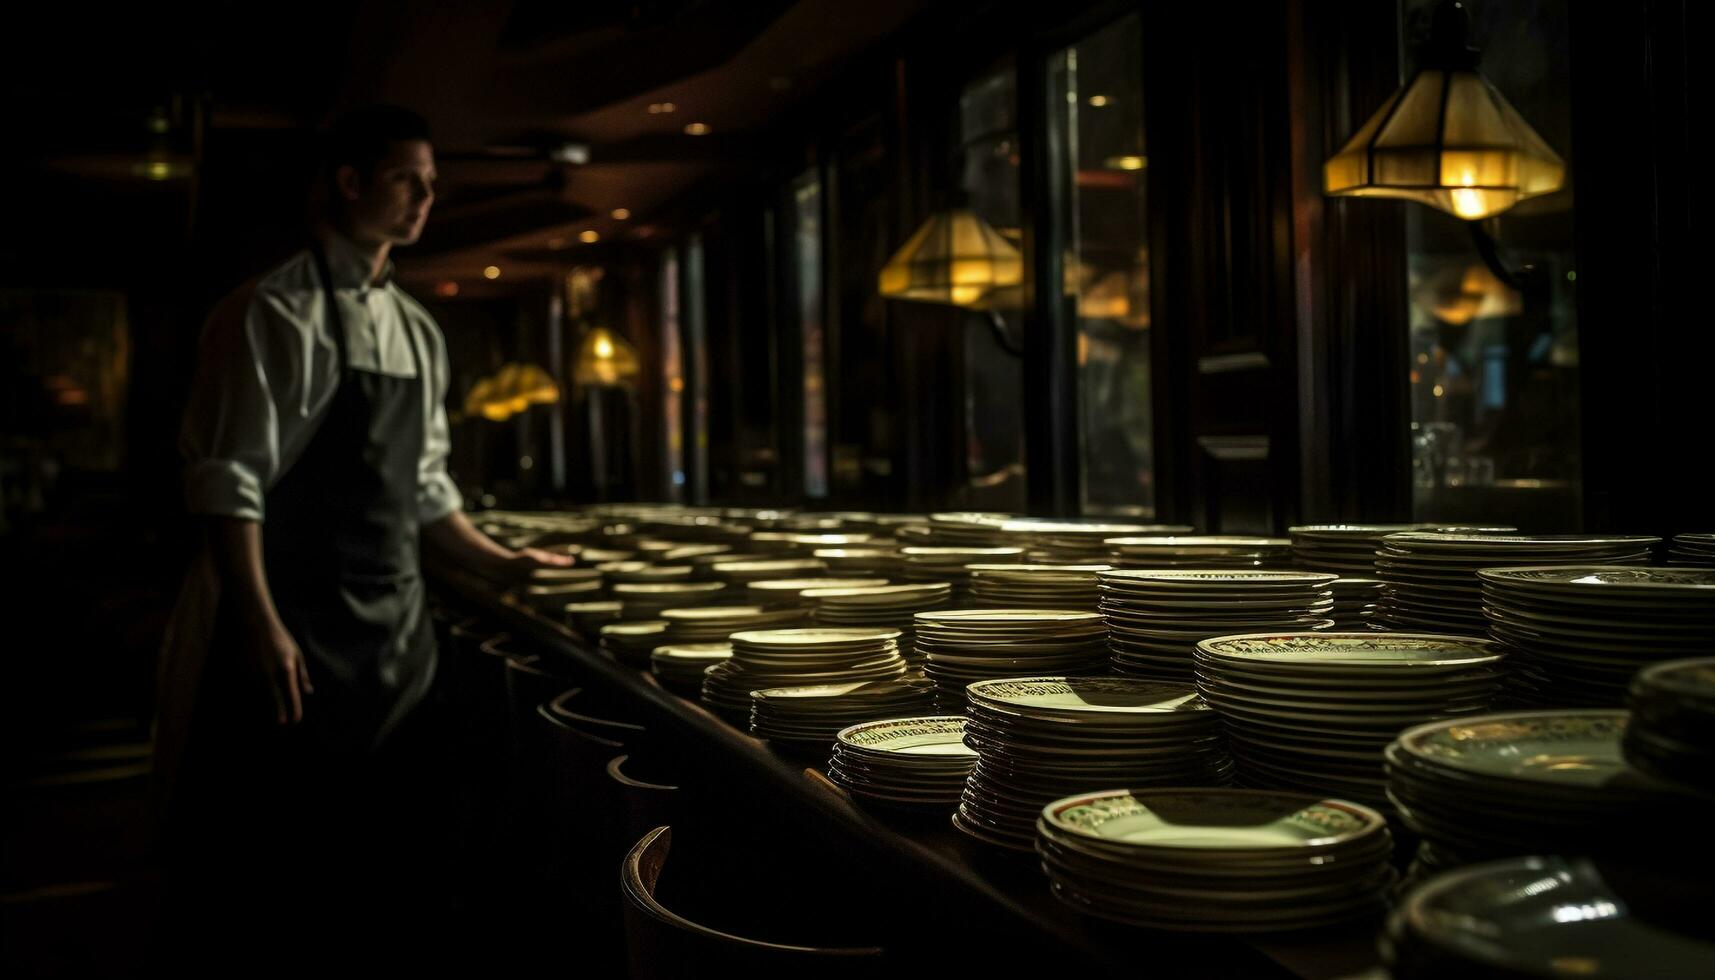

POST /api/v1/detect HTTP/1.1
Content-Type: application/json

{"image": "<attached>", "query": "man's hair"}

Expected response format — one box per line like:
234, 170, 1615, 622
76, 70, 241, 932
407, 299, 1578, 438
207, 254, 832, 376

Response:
323, 104, 432, 181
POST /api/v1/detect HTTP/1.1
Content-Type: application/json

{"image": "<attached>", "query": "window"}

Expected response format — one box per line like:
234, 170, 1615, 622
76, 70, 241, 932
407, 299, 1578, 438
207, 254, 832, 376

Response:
958, 65, 1028, 511
790, 168, 829, 499
659, 249, 685, 499
1050, 14, 1155, 517
1401, 0, 1580, 528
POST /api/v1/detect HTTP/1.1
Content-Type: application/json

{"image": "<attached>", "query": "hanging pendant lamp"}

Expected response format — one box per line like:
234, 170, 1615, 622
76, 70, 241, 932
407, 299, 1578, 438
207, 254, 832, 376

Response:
572, 326, 641, 388
1323, 0, 1565, 221
877, 206, 1024, 308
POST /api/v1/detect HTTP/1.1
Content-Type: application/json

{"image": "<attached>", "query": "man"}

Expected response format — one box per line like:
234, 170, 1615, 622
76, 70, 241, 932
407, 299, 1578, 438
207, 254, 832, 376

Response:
155, 105, 565, 967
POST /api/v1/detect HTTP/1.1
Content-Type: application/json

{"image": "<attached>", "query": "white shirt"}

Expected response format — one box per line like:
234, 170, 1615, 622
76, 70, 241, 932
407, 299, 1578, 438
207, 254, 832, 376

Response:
179, 231, 462, 523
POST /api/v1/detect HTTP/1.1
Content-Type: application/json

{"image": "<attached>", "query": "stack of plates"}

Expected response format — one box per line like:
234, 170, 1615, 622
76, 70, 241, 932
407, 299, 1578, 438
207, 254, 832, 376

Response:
686, 550, 766, 577
577, 547, 637, 565
658, 605, 811, 651
807, 583, 952, 664
597, 561, 694, 585
650, 643, 732, 692
612, 581, 728, 620
1036, 788, 1394, 932
520, 577, 604, 614
700, 628, 909, 716
562, 599, 622, 638
707, 558, 827, 586
913, 513, 1013, 547
1098, 570, 1337, 681
1478, 566, 1715, 707
599, 620, 669, 666
1105, 536, 1294, 570
900, 547, 1025, 600
528, 566, 603, 585
1668, 532, 1715, 567
954, 677, 1229, 850
967, 564, 1109, 611
1625, 658, 1715, 794
1194, 633, 1503, 804
750, 677, 937, 749
749, 531, 873, 554
913, 611, 1110, 709
1329, 578, 1385, 629
1385, 710, 1678, 870
747, 577, 888, 609
813, 547, 904, 577
1289, 524, 1429, 575
660, 543, 734, 564
993, 519, 1190, 563
1383, 856, 1715, 980
828, 716, 978, 809
1376, 533, 1658, 635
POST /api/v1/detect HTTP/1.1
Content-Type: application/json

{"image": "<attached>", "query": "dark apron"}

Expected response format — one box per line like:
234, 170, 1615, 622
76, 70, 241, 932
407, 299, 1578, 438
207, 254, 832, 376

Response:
261, 242, 437, 753
161, 244, 446, 969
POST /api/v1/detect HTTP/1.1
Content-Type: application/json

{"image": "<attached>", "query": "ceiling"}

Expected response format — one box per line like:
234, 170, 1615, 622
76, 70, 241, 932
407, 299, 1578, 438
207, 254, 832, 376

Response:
4, 0, 928, 293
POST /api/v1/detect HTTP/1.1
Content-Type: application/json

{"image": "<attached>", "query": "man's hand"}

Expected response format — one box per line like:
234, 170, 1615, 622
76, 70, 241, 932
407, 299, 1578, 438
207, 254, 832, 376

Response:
422, 511, 572, 584
252, 615, 314, 725
206, 517, 312, 726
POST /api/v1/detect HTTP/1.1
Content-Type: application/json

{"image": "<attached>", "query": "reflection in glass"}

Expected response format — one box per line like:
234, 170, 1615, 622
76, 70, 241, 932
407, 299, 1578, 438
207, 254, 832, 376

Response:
1402, 0, 1580, 528
791, 168, 829, 498
958, 66, 1027, 511
1051, 15, 1155, 517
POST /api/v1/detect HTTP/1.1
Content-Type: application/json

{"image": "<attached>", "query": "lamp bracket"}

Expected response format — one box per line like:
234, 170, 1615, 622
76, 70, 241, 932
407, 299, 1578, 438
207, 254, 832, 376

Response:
1468, 222, 1534, 292
982, 309, 1025, 357
1421, 0, 1481, 70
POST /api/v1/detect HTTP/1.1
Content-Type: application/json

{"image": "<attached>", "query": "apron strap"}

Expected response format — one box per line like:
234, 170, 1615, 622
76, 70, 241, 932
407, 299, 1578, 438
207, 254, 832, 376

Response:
310, 239, 423, 382
309, 241, 350, 373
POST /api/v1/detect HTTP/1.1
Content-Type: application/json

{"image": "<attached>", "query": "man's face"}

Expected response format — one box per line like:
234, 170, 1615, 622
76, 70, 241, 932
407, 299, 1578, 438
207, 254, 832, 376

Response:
339, 139, 436, 246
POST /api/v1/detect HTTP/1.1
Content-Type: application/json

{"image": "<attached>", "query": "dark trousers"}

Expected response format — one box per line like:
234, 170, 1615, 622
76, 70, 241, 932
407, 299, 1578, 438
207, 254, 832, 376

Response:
157, 644, 457, 974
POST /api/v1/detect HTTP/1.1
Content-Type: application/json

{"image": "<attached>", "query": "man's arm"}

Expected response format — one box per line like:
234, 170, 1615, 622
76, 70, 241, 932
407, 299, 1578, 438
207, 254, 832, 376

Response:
206, 516, 313, 724
421, 510, 572, 582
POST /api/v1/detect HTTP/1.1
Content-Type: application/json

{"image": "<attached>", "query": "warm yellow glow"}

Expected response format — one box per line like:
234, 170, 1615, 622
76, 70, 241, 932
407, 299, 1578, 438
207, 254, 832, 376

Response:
1433, 384, 1446, 397
1087, 95, 1110, 107
648, 102, 677, 114
464, 363, 558, 421
1105, 155, 1147, 171
573, 327, 641, 387
579, 230, 601, 243
1324, 68, 1565, 220
1416, 264, 1523, 326
483, 266, 501, 280
611, 208, 632, 220
683, 122, 711, 136
877, 207, 1024, 308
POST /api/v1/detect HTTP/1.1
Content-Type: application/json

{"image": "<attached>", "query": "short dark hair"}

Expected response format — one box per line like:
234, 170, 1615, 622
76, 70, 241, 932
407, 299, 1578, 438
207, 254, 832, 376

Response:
323, 104, 432, 180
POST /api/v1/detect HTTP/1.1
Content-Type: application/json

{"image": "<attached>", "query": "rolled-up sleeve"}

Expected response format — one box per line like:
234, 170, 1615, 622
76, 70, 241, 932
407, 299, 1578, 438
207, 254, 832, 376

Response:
179, 287, 307, 521
417, 320, 464, 524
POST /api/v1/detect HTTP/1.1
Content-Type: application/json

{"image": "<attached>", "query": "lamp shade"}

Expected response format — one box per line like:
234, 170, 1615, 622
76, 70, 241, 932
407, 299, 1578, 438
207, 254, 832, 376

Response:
572, 327, 640, 387
496, 362, 560, 411
462, 363, 558, 422
877, 207, 1024, 307
1323, 68, 1565, 220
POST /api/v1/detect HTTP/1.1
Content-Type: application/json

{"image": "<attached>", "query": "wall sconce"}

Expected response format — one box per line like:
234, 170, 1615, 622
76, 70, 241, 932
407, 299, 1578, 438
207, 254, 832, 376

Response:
1323, 0, 1565, 222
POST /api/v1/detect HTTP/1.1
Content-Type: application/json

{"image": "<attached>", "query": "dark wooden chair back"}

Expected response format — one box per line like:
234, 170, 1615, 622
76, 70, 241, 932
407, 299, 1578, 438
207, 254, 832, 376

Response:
620, 827, 887, 979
